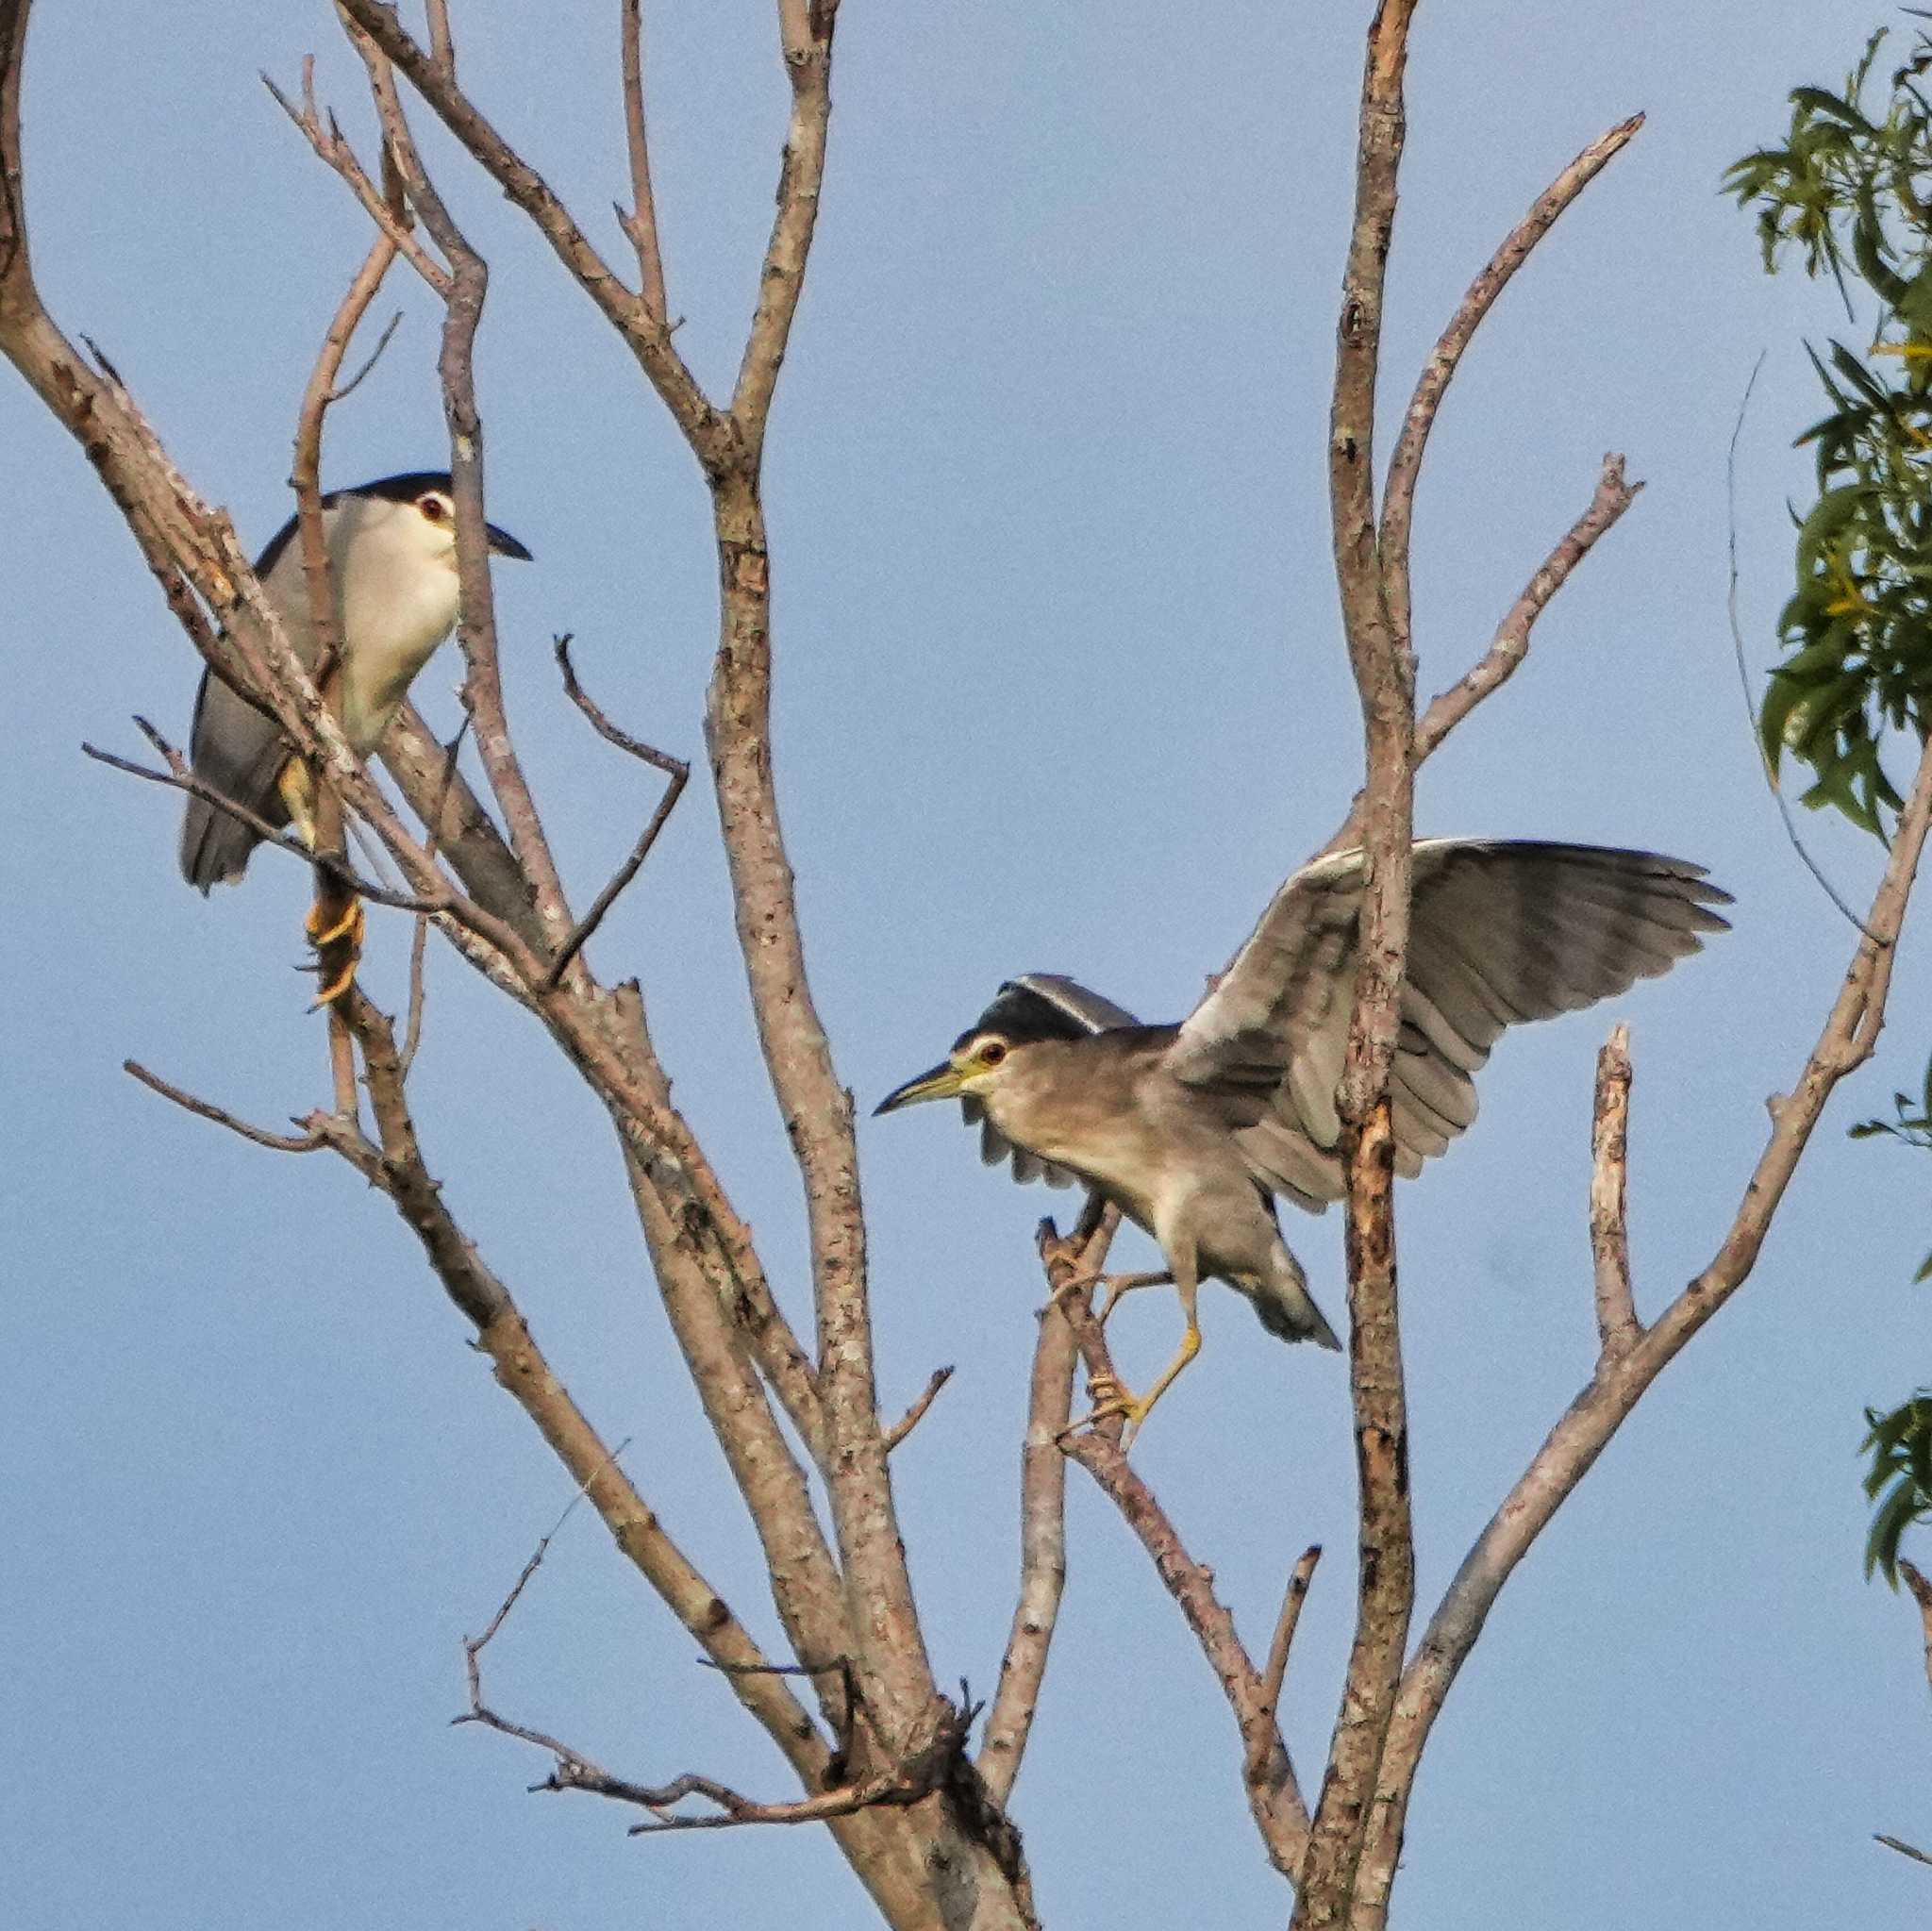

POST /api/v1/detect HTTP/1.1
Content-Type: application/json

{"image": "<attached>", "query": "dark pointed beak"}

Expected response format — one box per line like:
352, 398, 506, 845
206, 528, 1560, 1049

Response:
486, 521, 533, 561
874, 1060, 966, 1116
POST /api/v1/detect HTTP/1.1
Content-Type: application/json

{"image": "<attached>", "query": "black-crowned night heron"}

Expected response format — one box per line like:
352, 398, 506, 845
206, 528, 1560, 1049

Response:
876, 841, 1729, 1442
179, 471, 531, 998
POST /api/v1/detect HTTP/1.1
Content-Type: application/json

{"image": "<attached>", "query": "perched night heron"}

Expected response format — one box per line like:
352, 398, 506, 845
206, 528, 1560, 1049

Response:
179, 471, 531, 997
876, 841, 1730, 1441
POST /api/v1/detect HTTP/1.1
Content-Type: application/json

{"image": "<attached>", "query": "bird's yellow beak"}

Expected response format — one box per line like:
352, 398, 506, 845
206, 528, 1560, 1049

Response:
874, 1059, 966, 1116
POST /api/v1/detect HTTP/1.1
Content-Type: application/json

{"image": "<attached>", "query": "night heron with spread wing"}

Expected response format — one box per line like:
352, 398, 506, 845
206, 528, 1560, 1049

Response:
179, 472, 532, 1001
875, 841, 1730, 1442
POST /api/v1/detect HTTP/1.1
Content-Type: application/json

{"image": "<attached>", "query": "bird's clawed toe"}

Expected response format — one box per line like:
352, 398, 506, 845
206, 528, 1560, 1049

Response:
305, 893, 365, 1009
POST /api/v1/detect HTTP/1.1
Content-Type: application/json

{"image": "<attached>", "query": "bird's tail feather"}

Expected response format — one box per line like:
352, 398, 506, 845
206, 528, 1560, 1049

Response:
1249, 1261, 1342, 1351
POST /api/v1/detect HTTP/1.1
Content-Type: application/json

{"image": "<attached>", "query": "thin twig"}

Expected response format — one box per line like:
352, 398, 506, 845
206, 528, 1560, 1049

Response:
554, 635, 688, 774
1379, 111, 1643, 645
1255, 1545, 1324, 1752
881, 1367, 954, 1453
328, 308, 403, 401
82, 731, 448, 921
124, 1060, 327, 1154
261, 67, 452, 295
1590, 1024, 1639, 1358
461, 1433, 637, 1707
618, 0, 669, 320
401, 721, 471, 1077
1876, 1833, 1932, 1868
542, 638, 689, 987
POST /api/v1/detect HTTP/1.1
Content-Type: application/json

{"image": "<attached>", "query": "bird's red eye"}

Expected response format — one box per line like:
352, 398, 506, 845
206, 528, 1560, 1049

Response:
980, 1041, 1008, 1066
417, 493, 449, 522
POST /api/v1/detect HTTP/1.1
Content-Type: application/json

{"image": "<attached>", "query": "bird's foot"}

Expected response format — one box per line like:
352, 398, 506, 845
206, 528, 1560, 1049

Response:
304, 894, 365, 1008
1055, 1372, 1152, 1450
1042, 1267, 1105, 1316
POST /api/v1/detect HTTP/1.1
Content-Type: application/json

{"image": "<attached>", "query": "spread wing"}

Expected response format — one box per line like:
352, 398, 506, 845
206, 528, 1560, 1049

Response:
962, 973, 1141, 1189
1165, 841, 1731, 1208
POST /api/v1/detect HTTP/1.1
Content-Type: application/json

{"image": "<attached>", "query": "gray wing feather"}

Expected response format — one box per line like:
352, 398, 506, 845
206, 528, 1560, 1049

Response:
178, 670, 296, 890
1169, 840, 1729, 1207
178, 533, 315, 890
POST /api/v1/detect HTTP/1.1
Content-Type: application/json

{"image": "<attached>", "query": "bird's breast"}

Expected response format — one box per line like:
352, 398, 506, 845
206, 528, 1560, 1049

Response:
339, 569, 461, 752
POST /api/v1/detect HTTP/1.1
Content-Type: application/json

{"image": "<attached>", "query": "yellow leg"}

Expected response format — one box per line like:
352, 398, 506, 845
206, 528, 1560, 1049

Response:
281, 757, 364, 1008
277, 758, 319, 851
306, 897, 365, 1007
1057, 1272, 1201, 1451
1117, 1286, 1202, 1448
306, 895, 365, 950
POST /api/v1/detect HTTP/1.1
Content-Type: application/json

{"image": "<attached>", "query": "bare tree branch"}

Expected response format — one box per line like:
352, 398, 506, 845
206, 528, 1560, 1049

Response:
1349, 729, 1932, 1924
1877, 1832, 1932, 1869
305, 989, 844, 1786
262, 60, 452, 295
345, 25, 578, 964
80, 727, 450, 922
124, 1060, 327, 1154
1255, 1545, 1324, 1772
978, 1205, 1114, 1805
882, 1366, 954, 1453
1591, 1024, 1639, 1357
334, 0, 729, 463
619, 0, 670, 321
1299, 4, 1422, 1920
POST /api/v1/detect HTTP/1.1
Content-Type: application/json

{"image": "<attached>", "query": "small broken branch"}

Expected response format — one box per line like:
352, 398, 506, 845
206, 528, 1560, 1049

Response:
882, 1366, 954, 1453
1877, 1833, 1932, 1869
1255, 1544, 1324, 1759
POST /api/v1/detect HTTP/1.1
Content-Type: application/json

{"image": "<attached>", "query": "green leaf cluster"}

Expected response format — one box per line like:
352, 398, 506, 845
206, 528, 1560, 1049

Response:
1726, 25, 1932, 835
1862, 1391, 1932, 1583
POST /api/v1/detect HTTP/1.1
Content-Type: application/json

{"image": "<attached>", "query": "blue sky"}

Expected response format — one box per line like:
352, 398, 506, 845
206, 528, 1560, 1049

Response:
5, 3, 1930, 1926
